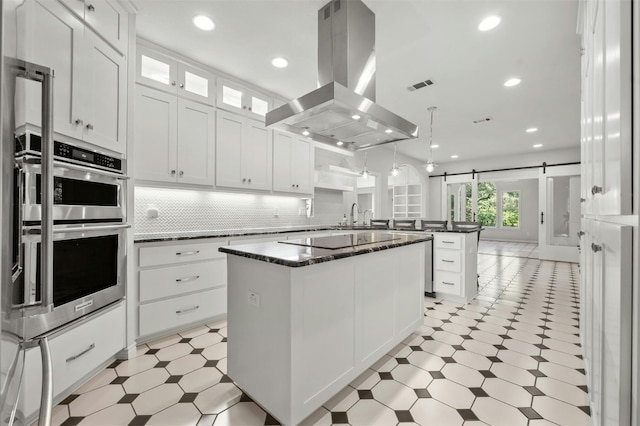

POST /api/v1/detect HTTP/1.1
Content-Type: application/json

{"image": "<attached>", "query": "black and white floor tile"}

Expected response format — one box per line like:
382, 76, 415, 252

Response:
50, 241, 589, 425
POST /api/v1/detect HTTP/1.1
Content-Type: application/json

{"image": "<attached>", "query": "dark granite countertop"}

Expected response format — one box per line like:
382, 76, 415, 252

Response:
218, 232, 433, 267
133, 224, 480, 243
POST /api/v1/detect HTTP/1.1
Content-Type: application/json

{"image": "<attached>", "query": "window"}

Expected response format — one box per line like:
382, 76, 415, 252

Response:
502, 191, 520, 228
477, 182, 496, 227
465, 183, 473, 221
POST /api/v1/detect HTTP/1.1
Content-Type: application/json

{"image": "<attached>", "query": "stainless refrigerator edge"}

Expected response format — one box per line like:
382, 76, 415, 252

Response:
1, 1, 54, 424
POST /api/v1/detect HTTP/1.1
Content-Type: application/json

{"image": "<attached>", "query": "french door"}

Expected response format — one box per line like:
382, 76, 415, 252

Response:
538, 164, 581, 262
441, 174, 477, 224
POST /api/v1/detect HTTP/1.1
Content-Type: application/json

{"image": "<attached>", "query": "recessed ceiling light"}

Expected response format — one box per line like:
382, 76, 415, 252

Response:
451, 155, 459, 159
193, 15, 214, 31
385, 129, 393, 134
271, 57, 288, 68
504, 78, 521, 87
526, 127, 538, 133
431, 144, 439, 149
478, 15, 501, 31
533, 144, 543, 148
336, 141, 344, 146
352, 114, 361, 120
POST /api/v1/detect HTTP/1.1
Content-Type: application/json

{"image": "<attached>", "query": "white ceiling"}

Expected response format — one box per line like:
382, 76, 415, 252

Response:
134, 0, 581, 166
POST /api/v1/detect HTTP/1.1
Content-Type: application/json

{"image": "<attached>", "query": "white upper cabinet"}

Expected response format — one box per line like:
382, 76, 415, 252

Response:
581, 0, 632, 216
137, 46, 215, 105
216, 109, 272, 191
135, 86, 215, 185
16, 0, 127, 155
272, 131, 313, 194
59, 0, 128, 54
216, 78, 271, 122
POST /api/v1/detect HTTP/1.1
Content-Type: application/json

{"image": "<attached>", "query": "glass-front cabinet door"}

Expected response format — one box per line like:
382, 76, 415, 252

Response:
216, 78, 271, 121
137, 46, 215, 104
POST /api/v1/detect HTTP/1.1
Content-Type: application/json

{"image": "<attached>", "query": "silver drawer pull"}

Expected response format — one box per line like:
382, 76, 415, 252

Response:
442, 241, 455, 244
176, 275, 200, 283
442, 259, 455, 263
65, 343, 95, 363
176, 250, 199, 256
442, 281, 455, 286
176, 305, 199, 314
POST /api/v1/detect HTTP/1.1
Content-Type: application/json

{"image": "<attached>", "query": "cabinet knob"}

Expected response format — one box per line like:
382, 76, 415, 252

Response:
85, 123, 94, 130
171, 81, 176, 86
179, 83, 184, 89
591, 185, 603, 195
295, 184, 299, 188
248, 107, 252, 111
580, 197, 586, 203
248, 178, 252, 183
242, 178, 246, 183
242, 106, 247, 109
578, 230, 585, 237
591, 243, 602, 252
179, 170, 184, 177
87, 3, 95, 12
74, 119, 83, 125
171, 170, 176, 176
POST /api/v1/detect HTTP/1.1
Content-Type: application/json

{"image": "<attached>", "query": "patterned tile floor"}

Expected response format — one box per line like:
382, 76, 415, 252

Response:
50, 242, 589, 426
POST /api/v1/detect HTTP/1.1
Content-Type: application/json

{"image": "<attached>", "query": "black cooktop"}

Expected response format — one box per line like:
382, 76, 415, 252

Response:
279, 233, 400, 250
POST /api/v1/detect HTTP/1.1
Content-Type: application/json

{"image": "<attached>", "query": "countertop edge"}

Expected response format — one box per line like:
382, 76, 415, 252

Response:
134, 226, 480, 243
219, 235, 433, 268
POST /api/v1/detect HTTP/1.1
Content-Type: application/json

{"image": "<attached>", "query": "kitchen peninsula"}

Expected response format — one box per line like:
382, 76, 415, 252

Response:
219, 232, 431, 425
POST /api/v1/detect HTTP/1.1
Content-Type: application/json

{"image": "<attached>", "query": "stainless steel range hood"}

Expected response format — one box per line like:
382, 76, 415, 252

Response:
265, 0, 418, 150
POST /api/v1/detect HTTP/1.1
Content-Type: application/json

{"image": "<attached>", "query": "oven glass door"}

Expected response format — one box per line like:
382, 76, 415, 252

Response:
35, 234, 119, 306
36, 175, 118, 207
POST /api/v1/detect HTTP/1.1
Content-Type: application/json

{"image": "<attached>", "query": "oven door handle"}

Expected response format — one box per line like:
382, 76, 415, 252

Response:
22, 157, 129, 180
25, 224, 131, 235
13, 162, 24, 282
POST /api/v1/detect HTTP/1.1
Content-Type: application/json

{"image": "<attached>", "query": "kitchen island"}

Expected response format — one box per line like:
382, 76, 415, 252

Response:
219, 232, 431, 426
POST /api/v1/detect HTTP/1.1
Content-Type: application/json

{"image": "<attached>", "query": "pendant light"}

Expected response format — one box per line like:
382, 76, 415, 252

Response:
425, 106, 437, 173
360, 152, 369, 178
390, 143, 399, 176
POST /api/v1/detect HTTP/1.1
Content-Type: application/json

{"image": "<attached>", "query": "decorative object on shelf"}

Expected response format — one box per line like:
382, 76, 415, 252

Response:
360, 152, 370, 178
425, 106, 438, 173
390, 143, 400, 176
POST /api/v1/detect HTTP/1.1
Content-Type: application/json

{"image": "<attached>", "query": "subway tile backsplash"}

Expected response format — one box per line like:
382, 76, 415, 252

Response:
134, 186, 345, 235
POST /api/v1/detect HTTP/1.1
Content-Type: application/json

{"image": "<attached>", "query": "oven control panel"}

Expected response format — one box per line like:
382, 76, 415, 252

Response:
15, 132, 124, 173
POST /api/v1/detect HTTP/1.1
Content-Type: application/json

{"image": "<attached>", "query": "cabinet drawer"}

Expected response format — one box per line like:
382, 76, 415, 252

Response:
139, 259, 226, 302
435, 250, 461, 272
139, 288, 226, 337
22, 303, 125, 417
434, 271, 462, 296
139, 240, 227, 267
435, 234, 462, 249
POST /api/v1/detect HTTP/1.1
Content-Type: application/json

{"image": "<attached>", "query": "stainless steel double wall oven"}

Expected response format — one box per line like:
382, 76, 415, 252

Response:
13, 131, 128, 340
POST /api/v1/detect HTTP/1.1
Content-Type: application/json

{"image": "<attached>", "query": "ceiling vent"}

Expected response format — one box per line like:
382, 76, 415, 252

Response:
407, 79, 434, 92
473, 116, 493, 124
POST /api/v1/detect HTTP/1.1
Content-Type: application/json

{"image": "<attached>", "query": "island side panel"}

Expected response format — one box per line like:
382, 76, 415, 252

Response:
356, 251, 398, 366
226, 255, 293, 423
290, 259, 356, 423
397, 243, 426, 336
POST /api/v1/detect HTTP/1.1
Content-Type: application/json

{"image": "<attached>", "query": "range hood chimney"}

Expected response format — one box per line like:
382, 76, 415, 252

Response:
265, 0, 418, 150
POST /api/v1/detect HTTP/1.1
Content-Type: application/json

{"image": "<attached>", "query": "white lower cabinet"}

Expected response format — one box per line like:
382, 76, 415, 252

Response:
136, 239, 228, 340
20, 302, 125, 420
433, 232, 478, 303
580, 219, 632, 426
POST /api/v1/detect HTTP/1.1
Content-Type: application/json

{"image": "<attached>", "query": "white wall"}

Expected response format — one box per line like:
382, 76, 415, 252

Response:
430, 147, 580, 176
